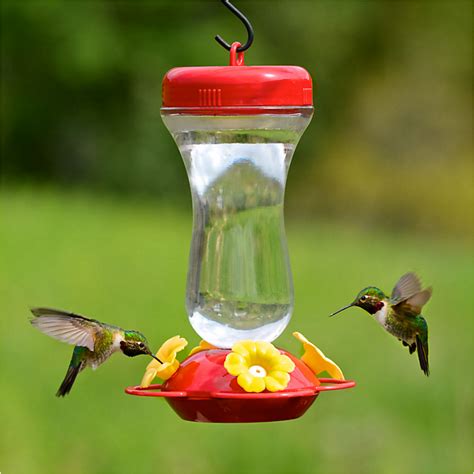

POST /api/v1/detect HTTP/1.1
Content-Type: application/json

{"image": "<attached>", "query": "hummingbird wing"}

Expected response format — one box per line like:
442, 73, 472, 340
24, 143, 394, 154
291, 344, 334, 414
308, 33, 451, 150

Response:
390, 272, 423, 305
404, 288, 432, 313
392, 288, 432, 316
30, 307, 102, 352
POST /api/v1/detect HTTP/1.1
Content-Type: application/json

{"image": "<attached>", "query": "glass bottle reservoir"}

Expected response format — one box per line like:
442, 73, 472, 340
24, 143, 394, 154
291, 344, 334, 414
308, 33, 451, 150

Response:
163, 112, 312, 347
161, 57, 313, 348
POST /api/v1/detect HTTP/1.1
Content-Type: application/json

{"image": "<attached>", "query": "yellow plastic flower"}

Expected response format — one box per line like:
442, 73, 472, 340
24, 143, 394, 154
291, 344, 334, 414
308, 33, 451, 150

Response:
224, 340, 295, 393
293, 331, 345, 380
140, 335, 188, 387
189, 340, 218, 356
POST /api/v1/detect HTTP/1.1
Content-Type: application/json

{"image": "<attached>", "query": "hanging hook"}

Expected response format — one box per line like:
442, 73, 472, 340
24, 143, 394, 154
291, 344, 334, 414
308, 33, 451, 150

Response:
215, 0, 254, 53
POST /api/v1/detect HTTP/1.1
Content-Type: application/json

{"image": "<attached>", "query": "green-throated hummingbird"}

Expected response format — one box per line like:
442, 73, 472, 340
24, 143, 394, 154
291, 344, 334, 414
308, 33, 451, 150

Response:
30, 307, 162, 396
330, 272, 431, 376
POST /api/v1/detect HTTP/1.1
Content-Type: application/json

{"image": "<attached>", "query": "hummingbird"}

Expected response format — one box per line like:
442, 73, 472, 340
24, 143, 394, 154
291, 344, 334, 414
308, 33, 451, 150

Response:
330, 273, 431, 376
30, 307, 162, 396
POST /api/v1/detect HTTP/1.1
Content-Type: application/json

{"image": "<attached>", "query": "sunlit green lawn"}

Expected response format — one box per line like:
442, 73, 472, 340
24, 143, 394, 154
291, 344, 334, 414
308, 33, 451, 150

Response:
1, 187, 473, 474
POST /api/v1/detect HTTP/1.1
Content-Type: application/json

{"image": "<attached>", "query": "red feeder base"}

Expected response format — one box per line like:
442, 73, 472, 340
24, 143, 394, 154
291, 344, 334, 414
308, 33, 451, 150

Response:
125, 349, 355, 423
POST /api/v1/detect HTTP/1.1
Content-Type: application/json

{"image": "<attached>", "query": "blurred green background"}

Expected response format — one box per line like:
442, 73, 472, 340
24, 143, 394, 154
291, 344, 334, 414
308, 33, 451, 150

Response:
1, 1, 473, 474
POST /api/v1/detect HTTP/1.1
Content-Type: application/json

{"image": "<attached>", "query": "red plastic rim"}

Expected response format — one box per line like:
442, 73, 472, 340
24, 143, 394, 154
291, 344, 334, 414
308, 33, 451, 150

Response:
125, 378, 355, 423
125, 378, 356, 399
125, 349, 355, 423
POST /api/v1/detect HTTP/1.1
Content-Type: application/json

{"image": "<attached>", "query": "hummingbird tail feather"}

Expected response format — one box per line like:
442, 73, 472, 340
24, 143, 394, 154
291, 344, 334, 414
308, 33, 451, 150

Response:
416, 335, 429, 376
56, 362, 84, 397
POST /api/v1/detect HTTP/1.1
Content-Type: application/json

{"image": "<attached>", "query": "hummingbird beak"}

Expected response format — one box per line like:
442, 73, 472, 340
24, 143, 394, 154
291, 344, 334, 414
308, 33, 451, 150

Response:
146, 349, 163, 364
330, 303, 354, 317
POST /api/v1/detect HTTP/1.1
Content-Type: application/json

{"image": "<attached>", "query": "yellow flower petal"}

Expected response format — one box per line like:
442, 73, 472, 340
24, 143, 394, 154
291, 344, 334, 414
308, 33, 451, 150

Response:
144, 358, 161, 372
237, 372, 266, 393
154, 360, 180, 381
224, 340, 295, 393
189, 340, 218, 356
267, 370, 291, 386
232, 340, 254, 359
255, 341, 276, 360
224, 352, 247, 376
141, 335, 188, 386
265, 371, 290, 392
272, 354, 296, 373
156, 335, 188, 363
293, 331, 345, 380
140, 368, 158, 388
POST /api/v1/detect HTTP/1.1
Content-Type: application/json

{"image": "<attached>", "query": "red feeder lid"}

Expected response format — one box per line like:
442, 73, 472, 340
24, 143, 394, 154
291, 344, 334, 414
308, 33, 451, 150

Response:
162, 42, 313, 114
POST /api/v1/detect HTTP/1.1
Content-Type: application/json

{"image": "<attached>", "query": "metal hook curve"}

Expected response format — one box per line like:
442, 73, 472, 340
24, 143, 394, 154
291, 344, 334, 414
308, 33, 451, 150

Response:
215, 0, 254, 53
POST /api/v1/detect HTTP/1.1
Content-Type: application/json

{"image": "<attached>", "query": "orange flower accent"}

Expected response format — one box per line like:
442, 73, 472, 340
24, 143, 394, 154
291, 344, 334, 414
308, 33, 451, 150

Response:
293, 332, 345, 379
189, 340, 218, 356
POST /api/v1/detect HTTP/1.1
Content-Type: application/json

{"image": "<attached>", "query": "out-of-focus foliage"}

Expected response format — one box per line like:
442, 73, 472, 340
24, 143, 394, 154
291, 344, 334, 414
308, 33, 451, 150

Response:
1, 188, 473, 474
1, 0, 472, 237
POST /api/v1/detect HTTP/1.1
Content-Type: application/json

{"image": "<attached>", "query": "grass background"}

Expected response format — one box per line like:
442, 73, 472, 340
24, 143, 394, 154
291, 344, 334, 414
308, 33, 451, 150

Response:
1, 187, 472, 474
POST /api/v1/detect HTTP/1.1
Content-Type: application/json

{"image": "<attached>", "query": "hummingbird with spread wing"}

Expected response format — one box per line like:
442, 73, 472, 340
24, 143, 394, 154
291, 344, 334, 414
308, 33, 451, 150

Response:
330, 273, 431, 376
30, 307, 161, 396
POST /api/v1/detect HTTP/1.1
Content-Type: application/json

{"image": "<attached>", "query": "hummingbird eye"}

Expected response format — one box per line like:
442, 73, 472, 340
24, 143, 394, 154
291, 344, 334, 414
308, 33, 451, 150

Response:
138, 342, 145, 348
360, 295, 367, 302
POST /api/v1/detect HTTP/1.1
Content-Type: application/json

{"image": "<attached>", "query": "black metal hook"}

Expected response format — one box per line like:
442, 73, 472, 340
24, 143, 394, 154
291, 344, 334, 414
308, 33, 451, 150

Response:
215, 0, 254, 53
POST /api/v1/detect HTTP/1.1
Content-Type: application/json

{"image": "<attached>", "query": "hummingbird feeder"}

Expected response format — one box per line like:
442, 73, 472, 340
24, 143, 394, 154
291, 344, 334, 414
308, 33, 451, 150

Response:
125, 0, 355, 422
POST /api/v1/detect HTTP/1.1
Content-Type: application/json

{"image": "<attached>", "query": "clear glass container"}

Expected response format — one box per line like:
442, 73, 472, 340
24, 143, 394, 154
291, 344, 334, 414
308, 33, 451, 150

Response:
162, 109, 313, 348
